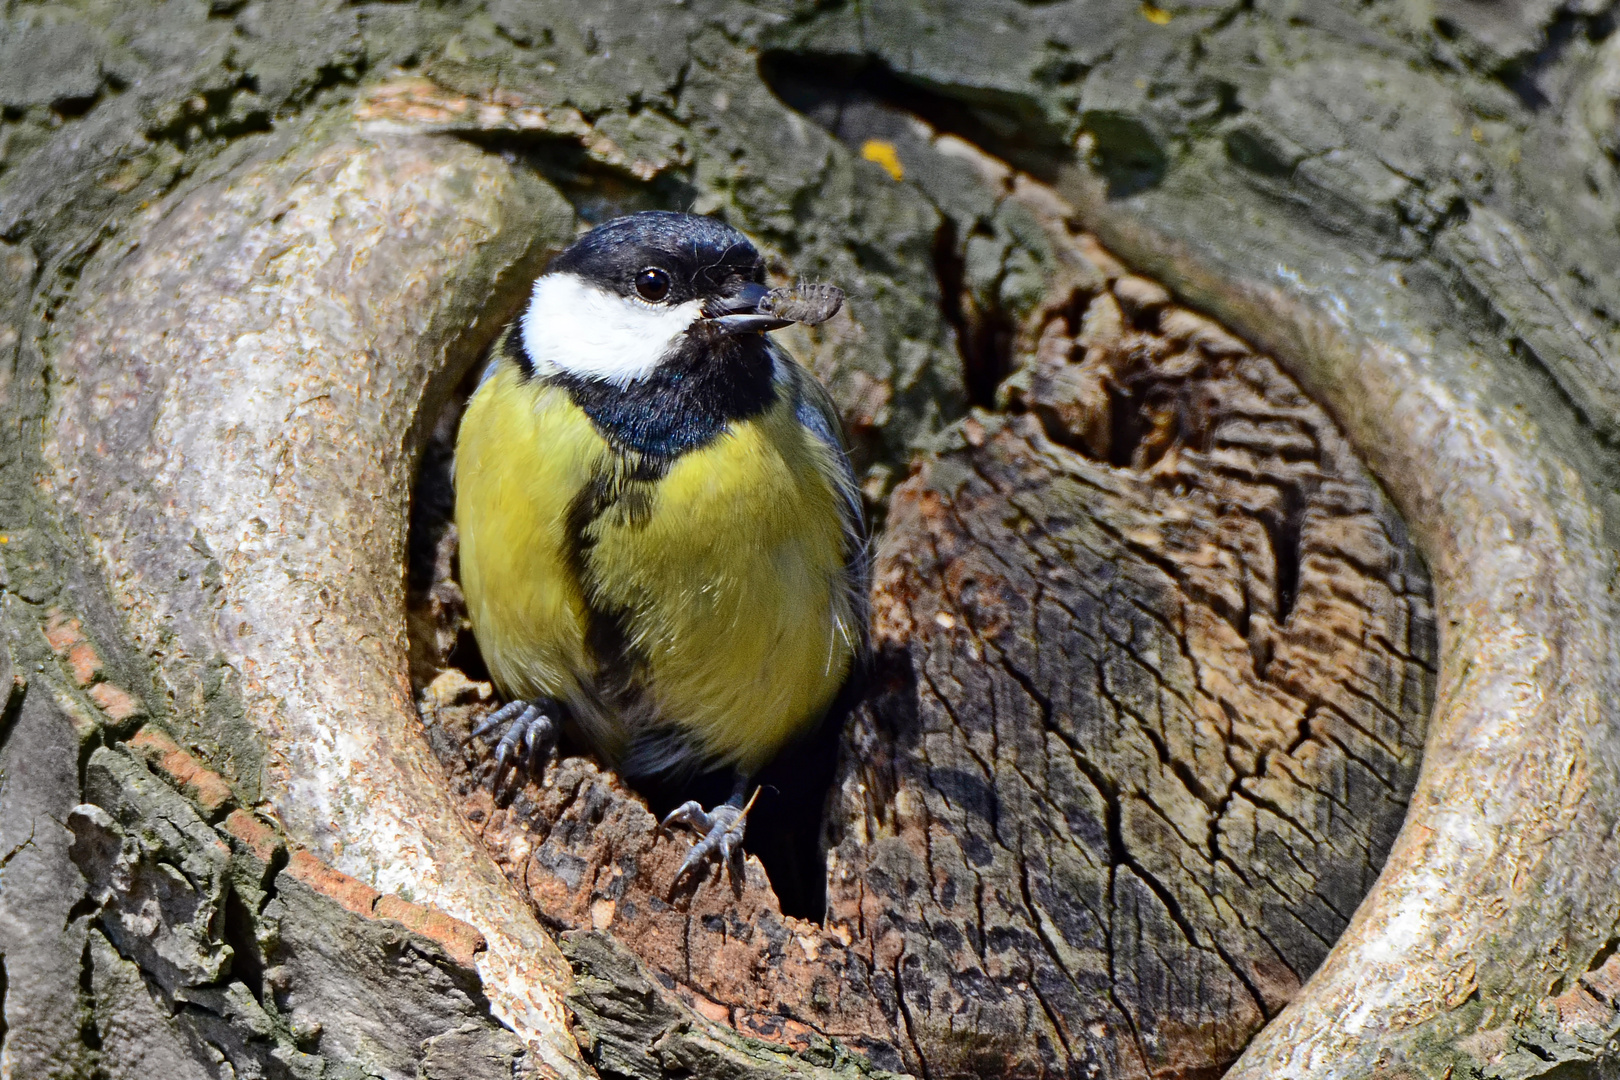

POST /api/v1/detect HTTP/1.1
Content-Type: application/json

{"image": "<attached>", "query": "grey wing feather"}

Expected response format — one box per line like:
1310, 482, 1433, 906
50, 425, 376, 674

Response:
772, 346, 872, 649
476, 355, 502, 387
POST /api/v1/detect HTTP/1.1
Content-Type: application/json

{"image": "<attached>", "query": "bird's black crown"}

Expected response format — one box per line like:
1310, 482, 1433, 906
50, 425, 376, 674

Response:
549, 211, 766, 306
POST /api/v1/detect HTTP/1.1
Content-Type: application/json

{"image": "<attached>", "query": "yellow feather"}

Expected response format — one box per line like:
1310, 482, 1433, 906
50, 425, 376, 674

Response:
455, 353, 858, 776
586, 393, 856, 772
455, 363, 600, 735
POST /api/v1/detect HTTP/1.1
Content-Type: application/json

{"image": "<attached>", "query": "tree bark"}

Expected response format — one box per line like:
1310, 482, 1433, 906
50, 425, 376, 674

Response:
2, 2, 1619, 1079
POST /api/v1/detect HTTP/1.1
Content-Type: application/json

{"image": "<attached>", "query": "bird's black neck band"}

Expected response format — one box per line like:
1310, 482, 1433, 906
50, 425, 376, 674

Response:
502, 325, 534, 380
542, 327, 777, 459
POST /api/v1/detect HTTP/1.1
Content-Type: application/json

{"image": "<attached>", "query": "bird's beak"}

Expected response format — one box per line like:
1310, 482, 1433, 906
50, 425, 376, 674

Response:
703, 282, 793, 335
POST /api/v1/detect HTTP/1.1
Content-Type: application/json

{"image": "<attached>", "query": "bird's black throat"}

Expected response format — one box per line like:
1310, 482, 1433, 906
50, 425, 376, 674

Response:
508, 323, 778, 459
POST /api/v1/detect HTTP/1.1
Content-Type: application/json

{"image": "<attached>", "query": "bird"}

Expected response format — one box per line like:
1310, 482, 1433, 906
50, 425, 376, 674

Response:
454, 211, 868, 885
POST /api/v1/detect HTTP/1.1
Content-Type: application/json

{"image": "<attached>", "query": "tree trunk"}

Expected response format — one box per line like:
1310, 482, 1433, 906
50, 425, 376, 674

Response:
2, 2, 1619, 1079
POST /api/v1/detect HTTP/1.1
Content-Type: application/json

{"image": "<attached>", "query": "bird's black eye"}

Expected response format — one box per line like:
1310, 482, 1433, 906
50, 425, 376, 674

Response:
634, 267, 671, 302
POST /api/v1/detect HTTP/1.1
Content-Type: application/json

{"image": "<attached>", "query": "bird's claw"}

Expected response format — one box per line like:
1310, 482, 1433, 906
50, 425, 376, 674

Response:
468, 697, 560, 797
661, 788, 758, 887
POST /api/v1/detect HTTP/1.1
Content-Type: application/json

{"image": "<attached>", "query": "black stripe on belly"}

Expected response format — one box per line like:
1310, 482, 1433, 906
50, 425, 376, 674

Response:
532, 323, 782, 769
562, 469, 716, 779
562, 471, 645, 701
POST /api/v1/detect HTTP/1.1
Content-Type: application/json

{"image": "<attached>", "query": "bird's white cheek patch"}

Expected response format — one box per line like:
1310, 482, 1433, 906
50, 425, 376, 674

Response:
521, 272, 704, 385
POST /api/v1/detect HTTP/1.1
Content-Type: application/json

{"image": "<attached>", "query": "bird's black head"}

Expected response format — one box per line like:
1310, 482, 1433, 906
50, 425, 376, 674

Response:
517, 211, 802, 394
549, 211, 767, 312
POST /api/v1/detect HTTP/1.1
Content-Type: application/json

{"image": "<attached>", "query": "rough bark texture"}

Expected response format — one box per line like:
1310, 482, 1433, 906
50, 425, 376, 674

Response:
826, 222, 1437, 1078
410, 199, 1436, 1078
36, 119, 588, 1075
4, 1, 1620, 1079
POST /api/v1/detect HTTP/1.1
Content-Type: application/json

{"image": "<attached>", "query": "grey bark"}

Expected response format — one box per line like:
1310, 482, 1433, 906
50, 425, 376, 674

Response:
2, 1, 1620, 1079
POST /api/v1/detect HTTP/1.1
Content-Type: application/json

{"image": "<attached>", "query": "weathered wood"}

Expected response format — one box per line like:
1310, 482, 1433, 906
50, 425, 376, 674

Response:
766, 5, 1620, 1071
411, 205, 1436, 1077
63, 729, 531, 1078
6, 0, 1620, 1076
34, 121, 588, 1074
822, 234, 1436, 1077
562, 929, 904, 1080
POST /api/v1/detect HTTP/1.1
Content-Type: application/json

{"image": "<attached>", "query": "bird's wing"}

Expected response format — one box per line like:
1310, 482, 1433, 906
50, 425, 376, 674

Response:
772, 345, 872, 640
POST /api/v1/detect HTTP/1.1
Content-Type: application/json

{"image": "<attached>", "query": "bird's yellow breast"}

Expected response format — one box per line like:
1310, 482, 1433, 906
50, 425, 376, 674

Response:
455, 360, 858, 775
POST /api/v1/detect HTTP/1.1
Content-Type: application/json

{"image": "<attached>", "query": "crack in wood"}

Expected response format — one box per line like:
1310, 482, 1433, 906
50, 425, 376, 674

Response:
407, 208, 1436, 1077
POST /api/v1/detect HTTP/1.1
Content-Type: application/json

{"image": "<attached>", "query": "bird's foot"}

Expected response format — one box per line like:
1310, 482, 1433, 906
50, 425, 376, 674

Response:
468, 697, 561, 798
660, 787, 760, 887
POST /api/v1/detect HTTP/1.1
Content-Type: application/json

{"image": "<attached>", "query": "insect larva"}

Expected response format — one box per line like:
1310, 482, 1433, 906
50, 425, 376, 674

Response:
759, 282, 844, 326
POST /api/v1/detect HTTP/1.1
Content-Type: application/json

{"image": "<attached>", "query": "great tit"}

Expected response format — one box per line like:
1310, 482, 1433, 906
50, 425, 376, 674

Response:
456, 211, 868, 883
